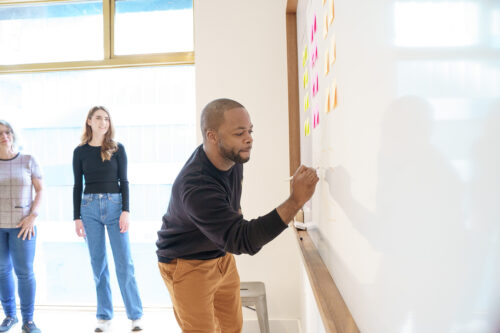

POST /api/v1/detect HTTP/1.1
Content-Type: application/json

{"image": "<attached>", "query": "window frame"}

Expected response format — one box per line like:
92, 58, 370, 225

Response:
0, 0, 194, 74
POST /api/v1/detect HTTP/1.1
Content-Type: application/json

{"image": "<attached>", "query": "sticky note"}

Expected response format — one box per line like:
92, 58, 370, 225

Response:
312, 73, 319, 97
304, 118, 311, 136
311, 45, 318, 67
323, 13, 328, 40
330, 35, 336, 67
324, 50, 329, 75
303, 69, 309, 88
329, 0, 335, 25
313, 107, 320, 128
331, 79, 338, 109
304, 92, 310, 112
325, 88, 331, 114
302, 46, 308, 67
314, 14, 317, 34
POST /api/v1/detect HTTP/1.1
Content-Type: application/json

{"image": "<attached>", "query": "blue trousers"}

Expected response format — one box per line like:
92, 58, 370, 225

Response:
81, 193, 143, 320
0, 227, 36, 323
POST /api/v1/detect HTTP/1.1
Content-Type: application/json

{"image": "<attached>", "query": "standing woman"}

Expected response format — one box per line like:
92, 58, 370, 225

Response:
0, 120, 42, 333
73, 107, 143, 332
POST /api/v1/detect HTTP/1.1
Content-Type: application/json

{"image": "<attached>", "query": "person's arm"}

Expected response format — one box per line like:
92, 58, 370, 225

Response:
72, 148, 85, 237
183, 166, 318, 255
116, 143, 130, 233
17, 176, 43, 240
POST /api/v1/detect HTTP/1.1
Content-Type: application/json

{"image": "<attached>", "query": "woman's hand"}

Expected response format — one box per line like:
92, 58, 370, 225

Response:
75, 219, 86, 237
17, 214, 37, 240
119, 211, 130, 233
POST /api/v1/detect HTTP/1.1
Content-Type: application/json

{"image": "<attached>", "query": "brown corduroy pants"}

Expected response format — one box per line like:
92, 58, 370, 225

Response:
158, 253, 243, 333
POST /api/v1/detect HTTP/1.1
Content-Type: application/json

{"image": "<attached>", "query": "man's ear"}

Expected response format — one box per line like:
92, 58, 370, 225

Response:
206, 129, 218, 144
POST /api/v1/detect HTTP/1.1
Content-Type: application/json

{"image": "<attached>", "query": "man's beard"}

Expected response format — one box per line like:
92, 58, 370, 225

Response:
218, 140, 250, 164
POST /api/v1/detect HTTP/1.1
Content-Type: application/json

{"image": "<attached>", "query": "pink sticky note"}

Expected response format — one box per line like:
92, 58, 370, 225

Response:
314, 14, 317, 34
311, 45, 318, 67
313, 107, 320, 128
312, 73, 319, 97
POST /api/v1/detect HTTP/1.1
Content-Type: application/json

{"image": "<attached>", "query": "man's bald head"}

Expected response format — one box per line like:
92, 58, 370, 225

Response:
201, 98, 245, 141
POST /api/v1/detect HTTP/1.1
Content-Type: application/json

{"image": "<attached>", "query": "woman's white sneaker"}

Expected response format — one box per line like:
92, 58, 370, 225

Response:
95, 319, 111, 332
131, 319, 143, 331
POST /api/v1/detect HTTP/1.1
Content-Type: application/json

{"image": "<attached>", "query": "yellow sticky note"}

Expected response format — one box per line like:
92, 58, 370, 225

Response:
330, 35, 336, 67
304, 118, 311, 136
329, 0, 335, 25
325, 88, 331, 114
324, 50, 330, 75
302, 46, 308, 68
303, 69, 309, 89
304, 92, 310, 112
323, 13, 328, 40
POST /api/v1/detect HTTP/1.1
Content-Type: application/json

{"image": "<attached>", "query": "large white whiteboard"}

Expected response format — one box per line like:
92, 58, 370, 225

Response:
296, 0, 500, 332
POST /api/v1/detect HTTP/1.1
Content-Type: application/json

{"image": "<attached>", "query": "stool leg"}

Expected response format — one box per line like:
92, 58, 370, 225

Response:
256, 296, 270, 333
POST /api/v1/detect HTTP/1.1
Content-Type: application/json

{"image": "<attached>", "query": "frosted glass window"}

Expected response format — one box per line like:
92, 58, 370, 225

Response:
114, 0, 193, 55
0, 65, 196, 306
0, 1, 103, 65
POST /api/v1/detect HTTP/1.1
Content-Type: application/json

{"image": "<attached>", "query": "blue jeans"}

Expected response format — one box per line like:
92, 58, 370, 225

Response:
0, 227, 36, 323
81, 193, 143, 320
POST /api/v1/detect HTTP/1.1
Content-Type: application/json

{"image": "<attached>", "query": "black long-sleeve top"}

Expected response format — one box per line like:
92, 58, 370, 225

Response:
72, 142, 129, 220
156, 144, 287, 262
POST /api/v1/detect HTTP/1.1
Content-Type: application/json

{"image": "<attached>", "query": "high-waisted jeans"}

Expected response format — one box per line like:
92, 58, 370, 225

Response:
81, 193, 143, 320
0, 227, 36, 323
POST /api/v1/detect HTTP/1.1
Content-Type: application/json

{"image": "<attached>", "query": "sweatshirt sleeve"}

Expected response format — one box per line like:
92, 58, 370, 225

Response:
116, 143, 130, 212
183, 183, 287, 255
72, 147, 83, 220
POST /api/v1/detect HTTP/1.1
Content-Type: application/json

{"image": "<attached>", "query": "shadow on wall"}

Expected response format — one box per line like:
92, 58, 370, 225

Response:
326, 96, 469, 332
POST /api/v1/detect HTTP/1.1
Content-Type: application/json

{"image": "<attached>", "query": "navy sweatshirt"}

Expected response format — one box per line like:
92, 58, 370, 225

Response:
72, 142, 129, 220
156, 145, 287, 262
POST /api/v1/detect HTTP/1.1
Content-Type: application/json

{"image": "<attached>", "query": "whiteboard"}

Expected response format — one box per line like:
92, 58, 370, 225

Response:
296, 0, 500, 332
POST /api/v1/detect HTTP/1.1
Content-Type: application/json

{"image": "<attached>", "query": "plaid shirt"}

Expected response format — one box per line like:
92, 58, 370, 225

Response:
0, 153, 42, 228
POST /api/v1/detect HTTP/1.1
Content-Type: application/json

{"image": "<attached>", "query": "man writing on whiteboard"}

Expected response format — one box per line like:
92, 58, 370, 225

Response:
156, 98, 319, 332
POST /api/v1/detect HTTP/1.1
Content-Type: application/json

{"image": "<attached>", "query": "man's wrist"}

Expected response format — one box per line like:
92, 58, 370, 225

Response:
29, 211, 39, 217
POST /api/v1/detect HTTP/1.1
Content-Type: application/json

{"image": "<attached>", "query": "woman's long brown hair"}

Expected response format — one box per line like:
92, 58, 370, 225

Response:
80, 106, 118, 161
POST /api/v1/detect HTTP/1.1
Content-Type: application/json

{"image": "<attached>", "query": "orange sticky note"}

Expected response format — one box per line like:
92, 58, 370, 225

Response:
324, 50, 330, 75
304, 92, 310, 112
330, 35, 336, 67
323, 13, 328, 40
323, 0, 327, 5
329, 0, 335, 25
304, 118, 311, 136
303, 69, 309, 88
325, 88, 331, 114
331, 79, 338, 109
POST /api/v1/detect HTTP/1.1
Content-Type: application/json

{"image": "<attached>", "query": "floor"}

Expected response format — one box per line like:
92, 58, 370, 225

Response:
9, 306, 181, 333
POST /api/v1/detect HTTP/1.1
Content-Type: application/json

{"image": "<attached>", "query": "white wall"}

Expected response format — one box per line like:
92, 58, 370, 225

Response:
194, 1, 302, 332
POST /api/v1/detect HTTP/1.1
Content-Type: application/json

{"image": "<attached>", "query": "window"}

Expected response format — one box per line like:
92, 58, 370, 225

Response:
0, 0, 195, 307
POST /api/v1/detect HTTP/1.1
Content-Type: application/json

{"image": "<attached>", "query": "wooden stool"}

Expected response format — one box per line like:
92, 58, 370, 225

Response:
240, 281, 270, 333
